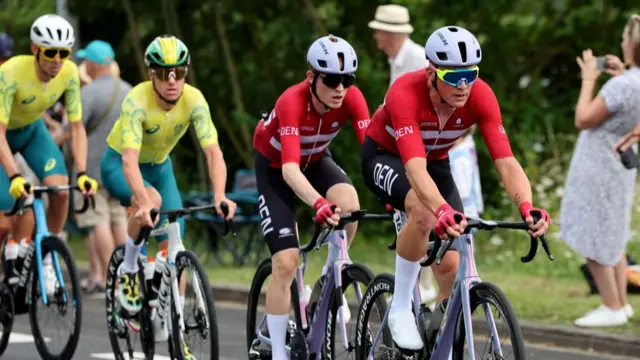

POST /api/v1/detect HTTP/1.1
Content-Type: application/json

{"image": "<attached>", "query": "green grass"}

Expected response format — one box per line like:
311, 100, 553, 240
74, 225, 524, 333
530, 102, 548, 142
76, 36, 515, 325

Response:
66, 223, 640, 338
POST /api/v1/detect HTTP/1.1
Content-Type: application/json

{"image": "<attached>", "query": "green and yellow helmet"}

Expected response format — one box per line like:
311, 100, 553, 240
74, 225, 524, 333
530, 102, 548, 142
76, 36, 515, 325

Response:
144, 35, 190, 68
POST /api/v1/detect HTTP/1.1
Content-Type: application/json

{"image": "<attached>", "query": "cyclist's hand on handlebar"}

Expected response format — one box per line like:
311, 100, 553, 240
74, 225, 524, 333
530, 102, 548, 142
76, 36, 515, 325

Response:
519, 201, 551, 238
9, 174, 31, 199
313, 197, 340, 226
134, 203, 157, 228
215, 196, 236, 221
433, 203, 467, 239
77, 172, 99, 196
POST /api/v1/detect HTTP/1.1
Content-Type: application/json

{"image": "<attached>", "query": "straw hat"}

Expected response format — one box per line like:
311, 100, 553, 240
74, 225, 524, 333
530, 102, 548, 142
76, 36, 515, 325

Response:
368, 5, 414, 34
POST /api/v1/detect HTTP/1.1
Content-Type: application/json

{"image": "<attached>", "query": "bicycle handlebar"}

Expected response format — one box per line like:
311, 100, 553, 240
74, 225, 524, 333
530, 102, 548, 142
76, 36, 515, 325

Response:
300, 209, 393, 253
4, 182, 96, 217
420, 211, 553, 267
135, 201, 235, 244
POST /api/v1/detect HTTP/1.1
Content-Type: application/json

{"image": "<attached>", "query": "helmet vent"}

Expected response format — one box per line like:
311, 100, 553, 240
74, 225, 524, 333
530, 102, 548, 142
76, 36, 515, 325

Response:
436, 52, 448, 61
56, 29, 62, 41
179, 50, 186, 60
33, 27, 43, 38
476, 49, 481, 58
317, 60, 327, 68
338, 53, 344, 71
457, 41, 467, 63
448, 27, 459, 32
46, 27, 54, 40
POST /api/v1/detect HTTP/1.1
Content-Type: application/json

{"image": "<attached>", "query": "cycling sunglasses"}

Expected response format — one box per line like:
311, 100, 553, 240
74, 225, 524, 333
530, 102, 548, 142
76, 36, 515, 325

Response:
151, 66, 188, 81
435, 66, 479, 87
318, 73, 356, 89
39, 47, 71, 61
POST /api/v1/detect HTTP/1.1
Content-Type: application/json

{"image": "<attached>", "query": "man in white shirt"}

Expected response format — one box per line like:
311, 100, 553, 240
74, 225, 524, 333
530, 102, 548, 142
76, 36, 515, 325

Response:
368, 4, 429, 85
368, 4, 436, 308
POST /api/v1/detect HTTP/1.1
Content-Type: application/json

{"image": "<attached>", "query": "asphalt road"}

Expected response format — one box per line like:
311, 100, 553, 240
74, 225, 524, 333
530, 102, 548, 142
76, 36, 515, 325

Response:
1, 295, 637, 360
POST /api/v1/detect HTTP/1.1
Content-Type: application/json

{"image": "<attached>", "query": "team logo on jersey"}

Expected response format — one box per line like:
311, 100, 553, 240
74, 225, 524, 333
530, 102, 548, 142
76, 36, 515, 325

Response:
145, 124, 160, 134
456, 118, 462, 125
44, 159, 56, 172
331, 121, 340, 128
21, 96, 36, 105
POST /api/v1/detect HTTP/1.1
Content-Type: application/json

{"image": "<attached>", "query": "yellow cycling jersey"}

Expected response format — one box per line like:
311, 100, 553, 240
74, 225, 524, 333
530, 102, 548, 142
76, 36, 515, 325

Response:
0, 55, 82, 129
106, 81, 219, 164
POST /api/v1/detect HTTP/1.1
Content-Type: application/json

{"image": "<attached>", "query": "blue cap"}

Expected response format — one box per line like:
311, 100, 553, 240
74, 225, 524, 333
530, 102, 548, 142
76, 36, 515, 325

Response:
76, 40, 115, 65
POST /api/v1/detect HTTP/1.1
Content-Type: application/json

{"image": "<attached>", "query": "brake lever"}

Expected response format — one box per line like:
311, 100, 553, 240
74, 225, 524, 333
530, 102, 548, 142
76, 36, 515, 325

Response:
220, 202, 235, 237
539, 234, 554, 261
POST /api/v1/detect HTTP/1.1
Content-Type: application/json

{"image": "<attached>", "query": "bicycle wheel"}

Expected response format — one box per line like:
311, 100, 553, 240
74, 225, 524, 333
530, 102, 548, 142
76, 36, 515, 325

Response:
452, 282, 526, 360
170, 250, 219, 360
354, 273, 394, 360
246, 258, 303, 358
324, 263, 383, 360
105, 244, 155, 360
28, 236, 82, 360
0, 282, 14, 356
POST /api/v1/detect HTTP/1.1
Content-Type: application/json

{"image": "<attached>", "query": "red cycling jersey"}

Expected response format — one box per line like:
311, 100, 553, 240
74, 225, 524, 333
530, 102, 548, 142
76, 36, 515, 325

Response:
253, 80, 370, 168
366, 70, 513, 164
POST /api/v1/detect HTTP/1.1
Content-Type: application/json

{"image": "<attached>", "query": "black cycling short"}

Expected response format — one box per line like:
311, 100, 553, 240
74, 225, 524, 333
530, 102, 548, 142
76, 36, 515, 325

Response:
255, 151, 353, 255
361, 136, 464, 215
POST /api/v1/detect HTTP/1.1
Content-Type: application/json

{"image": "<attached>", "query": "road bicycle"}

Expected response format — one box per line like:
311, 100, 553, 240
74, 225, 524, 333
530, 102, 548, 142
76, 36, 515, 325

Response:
1, 183, 94, 359
246, 209, 394, 360
355, 212, 553, 360
105, 202, 232, 360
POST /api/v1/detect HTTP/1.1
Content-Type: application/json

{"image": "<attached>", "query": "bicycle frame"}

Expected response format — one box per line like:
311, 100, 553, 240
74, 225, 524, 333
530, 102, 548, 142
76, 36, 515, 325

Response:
145, 218, 208, 335
16, 194, 67, 307
254, 228, 364, 359
367, 212, 502, 360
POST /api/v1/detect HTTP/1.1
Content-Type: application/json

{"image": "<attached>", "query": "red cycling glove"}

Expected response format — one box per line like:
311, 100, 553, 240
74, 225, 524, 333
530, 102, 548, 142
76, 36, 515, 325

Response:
313, 198, 336, 225
519, 202, 551, 225
433, 203, 466, 237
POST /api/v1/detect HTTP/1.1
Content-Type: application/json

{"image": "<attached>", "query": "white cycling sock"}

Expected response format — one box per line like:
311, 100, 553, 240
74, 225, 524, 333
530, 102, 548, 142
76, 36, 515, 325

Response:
390, 253, 421, 313
267, 314, 289, 360
122, 235, 142, 273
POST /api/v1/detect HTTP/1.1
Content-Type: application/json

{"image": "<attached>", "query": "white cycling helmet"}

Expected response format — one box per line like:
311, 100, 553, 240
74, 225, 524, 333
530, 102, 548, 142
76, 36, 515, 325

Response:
307, 35, 358, 74
425, 26, 481, 67
30, 14, 75, 48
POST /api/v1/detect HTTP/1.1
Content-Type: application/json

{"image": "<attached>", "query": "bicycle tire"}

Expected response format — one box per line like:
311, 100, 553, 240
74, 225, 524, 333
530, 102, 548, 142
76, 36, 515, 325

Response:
354, 273, 394, 360
324, 263, 380, 360
170, 249, 219, 360
0, 282, 14, 356
105, 244, 155, 360
245, 258, 302, 353
28, 236, 82, 360
451, 282, 526, 360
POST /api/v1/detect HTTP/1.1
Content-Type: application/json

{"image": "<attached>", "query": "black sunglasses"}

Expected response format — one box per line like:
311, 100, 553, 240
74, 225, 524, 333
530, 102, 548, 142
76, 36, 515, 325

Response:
318, 73, 356, 89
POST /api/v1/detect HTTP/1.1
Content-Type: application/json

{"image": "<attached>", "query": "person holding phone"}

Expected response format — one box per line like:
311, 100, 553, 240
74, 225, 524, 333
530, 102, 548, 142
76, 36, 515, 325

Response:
560, 14, 640, 328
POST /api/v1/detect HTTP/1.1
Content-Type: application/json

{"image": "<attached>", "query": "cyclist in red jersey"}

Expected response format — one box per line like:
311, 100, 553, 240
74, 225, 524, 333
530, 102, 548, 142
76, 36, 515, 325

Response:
362, 25, 551, 350
252, 34, 370, 360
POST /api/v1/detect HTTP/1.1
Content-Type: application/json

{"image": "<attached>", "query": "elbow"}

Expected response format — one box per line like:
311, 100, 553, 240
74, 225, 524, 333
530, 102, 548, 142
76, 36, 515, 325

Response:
574, 113, 596, 130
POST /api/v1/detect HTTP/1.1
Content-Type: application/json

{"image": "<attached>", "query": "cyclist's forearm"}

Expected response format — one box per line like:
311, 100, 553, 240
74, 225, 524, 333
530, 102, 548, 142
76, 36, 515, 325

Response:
0, 128, 19, 178
122, 149, 150, 206
69, 122, 88, 173
495, 157, 532, 208
405, 158, 447, 214
282, 163, 323, 207
204, 144, 227, 201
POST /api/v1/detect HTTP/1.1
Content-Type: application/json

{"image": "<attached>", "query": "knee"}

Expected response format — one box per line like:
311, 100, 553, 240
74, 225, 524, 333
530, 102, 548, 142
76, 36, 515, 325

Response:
328, 184, 360, 213
271, 249, 299, 284
145, 188, 162, 209
405, 192, 435, 233
52, 189, 70, 204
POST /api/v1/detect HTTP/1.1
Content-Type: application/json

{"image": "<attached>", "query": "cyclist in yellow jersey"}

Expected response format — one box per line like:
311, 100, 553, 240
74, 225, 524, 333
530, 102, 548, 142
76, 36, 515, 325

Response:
100, 35, 237, 328
0, 15, 98, 279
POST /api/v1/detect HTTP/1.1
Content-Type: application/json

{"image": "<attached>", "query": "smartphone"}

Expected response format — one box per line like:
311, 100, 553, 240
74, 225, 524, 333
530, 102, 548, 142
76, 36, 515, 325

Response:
596, 56, 608, 71
618, 147, 638, 169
